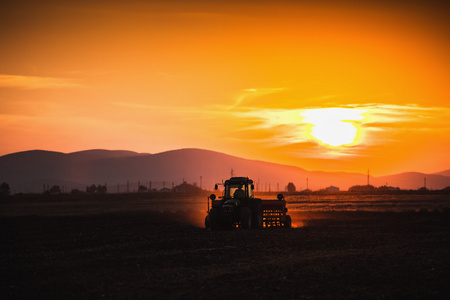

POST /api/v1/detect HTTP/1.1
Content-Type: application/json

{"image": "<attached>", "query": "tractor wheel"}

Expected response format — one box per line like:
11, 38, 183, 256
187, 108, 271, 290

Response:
284, 215, 292, 228
251, 200, 263, 229
240, 207, 252, 229
205, 215, 211, 229
209, 207, 220, 230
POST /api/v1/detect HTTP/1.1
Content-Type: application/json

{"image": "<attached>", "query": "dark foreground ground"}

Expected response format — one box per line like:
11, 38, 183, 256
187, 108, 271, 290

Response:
1, 197, 450, 299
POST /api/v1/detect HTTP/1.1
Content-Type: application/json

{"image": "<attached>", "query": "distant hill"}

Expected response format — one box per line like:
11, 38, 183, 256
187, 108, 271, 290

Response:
433, 170, 450, 177
373, 172, 450, 190
0, 148, 449, 193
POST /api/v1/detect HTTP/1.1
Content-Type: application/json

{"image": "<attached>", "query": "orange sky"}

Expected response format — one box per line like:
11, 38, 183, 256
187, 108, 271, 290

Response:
1, 0, 449, 176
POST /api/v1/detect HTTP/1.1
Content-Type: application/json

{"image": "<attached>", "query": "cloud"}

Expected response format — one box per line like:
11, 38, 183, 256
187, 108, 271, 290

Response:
236, 103, 450, 131
361, 103, 450, 130
231, 103, 450, 158
232, 88, 285, 108
0, 74, 82, 89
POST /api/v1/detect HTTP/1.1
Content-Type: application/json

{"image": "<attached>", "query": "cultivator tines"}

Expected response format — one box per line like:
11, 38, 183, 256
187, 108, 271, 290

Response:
263, 209, 285, 227
261, 199, 287, 227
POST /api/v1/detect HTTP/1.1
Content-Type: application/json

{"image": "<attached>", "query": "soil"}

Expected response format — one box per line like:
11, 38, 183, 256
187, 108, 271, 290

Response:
1, 195, 450, 299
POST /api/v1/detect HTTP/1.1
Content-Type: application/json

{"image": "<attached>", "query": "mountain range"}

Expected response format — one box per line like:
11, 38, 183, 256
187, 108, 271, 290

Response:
1, 148, 449, 193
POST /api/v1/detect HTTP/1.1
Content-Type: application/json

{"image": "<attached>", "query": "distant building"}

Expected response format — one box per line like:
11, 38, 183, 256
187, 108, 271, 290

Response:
348, 185, 376, 192
326, 185, 340, 192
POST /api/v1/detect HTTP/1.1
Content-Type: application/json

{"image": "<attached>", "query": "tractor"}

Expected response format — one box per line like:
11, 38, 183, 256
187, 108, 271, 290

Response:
205, 177, 292, 230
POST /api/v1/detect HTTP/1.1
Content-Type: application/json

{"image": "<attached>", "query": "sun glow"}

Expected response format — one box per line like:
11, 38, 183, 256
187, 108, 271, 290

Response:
301, 108, 367, 147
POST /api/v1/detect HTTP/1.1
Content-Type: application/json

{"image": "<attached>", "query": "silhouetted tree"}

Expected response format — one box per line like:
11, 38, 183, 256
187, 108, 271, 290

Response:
97, 184, 107, 194
173, 182, 203, 193
138, 185, 148, 193
86, 184, 97, 193
0, 182, 10, 197
418, 187, 429, 193
49, 185, 62, 194
86, 184, 107, 194
287, 182, 296, 193
378, 185, 400, 192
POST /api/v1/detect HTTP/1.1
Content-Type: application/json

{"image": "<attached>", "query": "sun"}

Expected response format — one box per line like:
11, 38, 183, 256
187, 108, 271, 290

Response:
310, 121, 357, 146
300, 108, 366, 146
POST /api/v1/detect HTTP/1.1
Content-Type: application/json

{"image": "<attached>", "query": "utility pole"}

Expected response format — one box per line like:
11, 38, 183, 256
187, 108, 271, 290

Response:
231, 168, 234, 177
367, 169, 370, 186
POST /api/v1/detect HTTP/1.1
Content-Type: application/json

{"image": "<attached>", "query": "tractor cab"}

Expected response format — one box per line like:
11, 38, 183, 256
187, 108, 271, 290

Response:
222, 177, 254, 199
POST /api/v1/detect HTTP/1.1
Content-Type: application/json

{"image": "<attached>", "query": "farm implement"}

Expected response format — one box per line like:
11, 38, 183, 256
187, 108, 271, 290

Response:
205, 177, 292, 230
